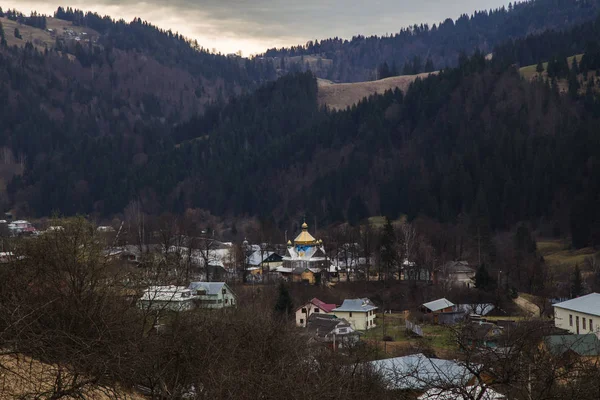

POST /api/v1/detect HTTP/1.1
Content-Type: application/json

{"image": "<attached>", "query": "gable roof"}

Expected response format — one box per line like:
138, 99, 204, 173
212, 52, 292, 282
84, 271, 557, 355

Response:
443, 261, 475, 273
367, 353, 477, 390
247, 251, 282, 266
552, 293, 600, 316
423, 298, 455, 312
310, 297, 337, 313
307, 314, 352, 338
545, 334, 600, 357
189, 282, 235, 297
334, 298, 377, 313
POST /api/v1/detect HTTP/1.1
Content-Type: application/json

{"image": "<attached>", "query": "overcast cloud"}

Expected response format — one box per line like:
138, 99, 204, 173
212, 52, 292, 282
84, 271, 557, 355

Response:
2, 0, 510, 55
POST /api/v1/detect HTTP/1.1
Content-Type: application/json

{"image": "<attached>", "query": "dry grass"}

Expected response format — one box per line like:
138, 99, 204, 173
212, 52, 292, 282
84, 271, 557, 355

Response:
0, 354, 143, 399
520, 54, 584, 80
318, 72, 438, 110
0, 17, 99, 51
538, 239, 597, 269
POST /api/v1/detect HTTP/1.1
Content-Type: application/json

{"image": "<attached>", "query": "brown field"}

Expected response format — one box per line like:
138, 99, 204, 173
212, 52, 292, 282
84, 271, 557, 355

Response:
317, 72, 438, 110
0, 354, 143, 399
1, 17, 99, 51
537, 239, 598, 273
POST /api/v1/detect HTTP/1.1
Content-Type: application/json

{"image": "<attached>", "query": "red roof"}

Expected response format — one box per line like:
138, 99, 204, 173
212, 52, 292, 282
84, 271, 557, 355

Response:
310, 297, 337, 313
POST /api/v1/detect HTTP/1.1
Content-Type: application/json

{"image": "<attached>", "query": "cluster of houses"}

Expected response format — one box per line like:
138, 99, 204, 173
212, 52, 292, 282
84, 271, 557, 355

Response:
293, 297, 379, 349
137, 282, 237, 311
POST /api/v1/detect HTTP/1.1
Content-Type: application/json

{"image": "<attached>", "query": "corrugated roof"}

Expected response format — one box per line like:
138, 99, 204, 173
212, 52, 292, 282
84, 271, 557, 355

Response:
310, 297, 337, 313
247, 250, 275, 266
418, 386, 506, 400
423, 298, 455, 312
189, 282, 228, 296
545, 334, 600, 356
552, 293, 600, 316
367, 353, 477, 390
333, 298, 377, 313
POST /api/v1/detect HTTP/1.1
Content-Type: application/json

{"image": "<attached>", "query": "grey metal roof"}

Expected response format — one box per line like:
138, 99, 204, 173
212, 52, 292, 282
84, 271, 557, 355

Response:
333, 298, 377, 313
545, 334, 600, 356
552, 293, 600, 316
189, 282, 229, 296
423, 298, 455, 312
367, 353, 477, 390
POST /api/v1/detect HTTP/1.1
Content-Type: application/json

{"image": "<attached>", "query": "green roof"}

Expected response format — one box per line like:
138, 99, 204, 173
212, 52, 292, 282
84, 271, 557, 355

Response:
545, 334, 600, 356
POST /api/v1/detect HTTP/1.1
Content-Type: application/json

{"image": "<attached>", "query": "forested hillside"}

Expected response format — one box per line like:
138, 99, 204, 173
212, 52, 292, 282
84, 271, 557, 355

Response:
14, 51, 600, 249
0, 7, 276, 213
263, 0, 600, 82
125, 55, 600, 250
5, 4, 600, 251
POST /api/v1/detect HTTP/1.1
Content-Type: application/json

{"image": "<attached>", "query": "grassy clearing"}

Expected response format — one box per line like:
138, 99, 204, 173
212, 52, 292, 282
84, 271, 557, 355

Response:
363, 313, 458, 356
318, 72, 437, 110
538, 239, 597, 273
0, 17, 99, 51
520, 54, 584, 80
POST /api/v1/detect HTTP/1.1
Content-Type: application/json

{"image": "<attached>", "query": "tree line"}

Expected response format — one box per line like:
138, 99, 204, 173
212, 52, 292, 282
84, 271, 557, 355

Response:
263, 0, 600, 82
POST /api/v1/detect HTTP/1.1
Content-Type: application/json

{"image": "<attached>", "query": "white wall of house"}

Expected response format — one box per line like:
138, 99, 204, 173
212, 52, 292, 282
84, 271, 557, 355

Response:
295, 303, 329, 327
449, 271, 475, 287
196, 286, 236, 309
554, 307, 600, 336
138, 298, 197, 312
333, 310, 376, 330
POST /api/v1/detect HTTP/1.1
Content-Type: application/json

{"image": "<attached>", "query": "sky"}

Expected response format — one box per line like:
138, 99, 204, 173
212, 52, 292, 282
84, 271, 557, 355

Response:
2, 0, 511, 56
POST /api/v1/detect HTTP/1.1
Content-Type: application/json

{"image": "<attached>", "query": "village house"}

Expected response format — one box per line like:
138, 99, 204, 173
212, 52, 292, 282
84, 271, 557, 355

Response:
137, 286, 198, 312
188, 282, 236, 308
295, 297, 337, 327
543, 334, 600, 363
438, 261, 476, 287
553, 293, 600, 336
421, 298, 455, 324
246, 249, 283, 273
306, 313, 360, 349
333, 298, 377, 330
463, 322, 505, 349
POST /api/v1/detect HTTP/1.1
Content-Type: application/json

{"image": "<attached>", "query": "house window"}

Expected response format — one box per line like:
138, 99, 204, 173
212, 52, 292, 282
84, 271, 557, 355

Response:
590, 319, 594, 331
339, 328, 347, 333
349, 312, 353, 317
225, 299, 228, 304
314, 308, 320, 313
300, 319, 304, 324
222, 289, 227, 295
301, 308, 307, 314
569, 314, 573, 326
583, 318, 587, 330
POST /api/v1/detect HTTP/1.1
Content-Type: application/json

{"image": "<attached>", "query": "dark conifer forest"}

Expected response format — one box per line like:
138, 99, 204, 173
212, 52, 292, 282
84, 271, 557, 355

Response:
264, 0, 600, 82
3, 2, 600, 249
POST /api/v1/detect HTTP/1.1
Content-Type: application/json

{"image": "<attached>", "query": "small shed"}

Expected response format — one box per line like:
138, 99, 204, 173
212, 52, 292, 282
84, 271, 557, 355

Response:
421, 298, 455, 323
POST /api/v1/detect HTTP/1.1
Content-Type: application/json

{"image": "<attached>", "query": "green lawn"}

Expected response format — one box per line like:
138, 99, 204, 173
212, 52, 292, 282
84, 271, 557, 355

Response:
363, 314, 458, 353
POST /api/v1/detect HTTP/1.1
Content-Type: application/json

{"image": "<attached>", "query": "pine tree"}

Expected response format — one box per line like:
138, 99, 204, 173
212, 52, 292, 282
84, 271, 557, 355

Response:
474, 263, 494, 291
379, 217, 397, 281
274, 283, 293, 318
571, 264, 584, 298
14, 27, 21, 39
424, 58, 435, 73
0, 22, 5, 46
